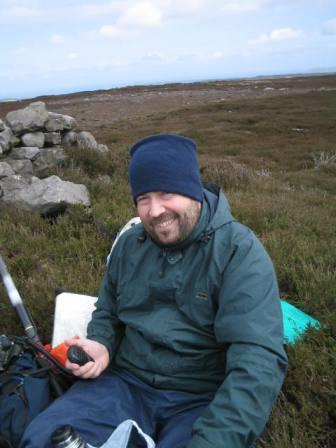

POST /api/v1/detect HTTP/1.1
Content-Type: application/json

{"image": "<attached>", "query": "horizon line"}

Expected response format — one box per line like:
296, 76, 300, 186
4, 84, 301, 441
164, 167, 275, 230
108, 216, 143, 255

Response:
1, 69, 336, 103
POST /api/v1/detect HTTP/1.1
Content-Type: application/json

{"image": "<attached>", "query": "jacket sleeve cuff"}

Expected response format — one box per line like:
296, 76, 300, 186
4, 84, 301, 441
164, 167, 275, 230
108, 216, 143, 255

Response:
87, 335, 113, 361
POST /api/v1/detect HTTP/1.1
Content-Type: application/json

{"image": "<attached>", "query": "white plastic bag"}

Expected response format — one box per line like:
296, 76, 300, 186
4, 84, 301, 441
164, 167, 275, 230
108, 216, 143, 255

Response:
88, 419, 155, 448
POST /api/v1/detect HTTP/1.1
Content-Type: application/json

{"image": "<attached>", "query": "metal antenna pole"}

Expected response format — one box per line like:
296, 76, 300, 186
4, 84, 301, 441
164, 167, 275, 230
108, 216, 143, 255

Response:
0, 254, 65, 396
0, 254, 40, 342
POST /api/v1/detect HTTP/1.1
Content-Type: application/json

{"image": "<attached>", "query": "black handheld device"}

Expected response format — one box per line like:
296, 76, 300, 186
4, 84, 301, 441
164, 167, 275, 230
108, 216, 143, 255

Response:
67, 345, 93, 366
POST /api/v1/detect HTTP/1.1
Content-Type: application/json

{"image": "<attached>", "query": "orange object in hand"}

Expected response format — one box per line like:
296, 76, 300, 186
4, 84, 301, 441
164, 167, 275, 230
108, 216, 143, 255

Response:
48, 336, 79, 366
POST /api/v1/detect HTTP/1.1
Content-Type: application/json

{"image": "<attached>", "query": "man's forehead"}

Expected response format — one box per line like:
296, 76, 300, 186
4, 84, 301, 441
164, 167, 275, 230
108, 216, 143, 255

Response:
137, 191, 187, 198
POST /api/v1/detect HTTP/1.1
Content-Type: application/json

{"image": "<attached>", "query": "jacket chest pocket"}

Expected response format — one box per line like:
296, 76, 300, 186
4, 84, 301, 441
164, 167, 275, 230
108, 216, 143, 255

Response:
176, 282, 218, 330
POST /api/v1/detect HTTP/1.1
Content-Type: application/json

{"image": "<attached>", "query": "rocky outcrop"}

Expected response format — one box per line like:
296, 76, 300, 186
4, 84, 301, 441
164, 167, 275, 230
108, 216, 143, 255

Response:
5, 101, 49, 135
21, 131, 45, 148
45, 112, 76, 132
0, 175, 90, 215
0, 101, 108, 214
76, 131, 109, 153
0, 127, 19, 154
0, 162, 15, 178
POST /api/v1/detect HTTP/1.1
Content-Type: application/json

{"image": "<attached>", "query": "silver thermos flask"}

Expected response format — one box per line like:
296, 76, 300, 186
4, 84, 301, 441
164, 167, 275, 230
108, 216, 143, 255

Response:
51, 425, 88, 448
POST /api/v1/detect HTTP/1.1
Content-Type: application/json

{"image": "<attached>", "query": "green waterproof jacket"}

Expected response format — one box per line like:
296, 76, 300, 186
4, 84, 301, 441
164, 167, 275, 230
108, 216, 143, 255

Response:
87, 183, 288, 447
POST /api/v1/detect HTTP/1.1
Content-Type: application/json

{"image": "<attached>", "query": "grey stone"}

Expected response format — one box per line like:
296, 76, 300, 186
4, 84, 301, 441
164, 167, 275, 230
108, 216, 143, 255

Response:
0, 174, 90, 214
33, 147, 67, 178
62, 131, 77, 147
62, 114, 77, 130
0, 162, 15, 179
0, 127, 15, 154
45, 113, 65, 132
5, 101, 49, 135
44, 132, 61, 146
77, 131, 98, 151
97, 144, 109, 153
5, 159, 34, 175
45, 112, 77, 132
0, 103, 109, 215
10, 146, 41, 161
21, 131, 45, 148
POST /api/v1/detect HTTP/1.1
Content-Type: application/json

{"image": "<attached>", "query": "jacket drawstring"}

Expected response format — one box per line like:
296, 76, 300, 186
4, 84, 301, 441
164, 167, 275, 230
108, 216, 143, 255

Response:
198, 230, 213, 245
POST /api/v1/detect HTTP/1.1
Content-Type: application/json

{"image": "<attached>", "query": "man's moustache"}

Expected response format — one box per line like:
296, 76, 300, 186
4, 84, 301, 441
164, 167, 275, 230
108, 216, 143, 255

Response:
151, 213, 176, 226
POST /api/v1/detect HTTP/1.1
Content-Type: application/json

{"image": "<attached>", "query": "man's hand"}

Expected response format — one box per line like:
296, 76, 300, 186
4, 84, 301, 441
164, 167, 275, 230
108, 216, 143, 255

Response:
65, 338, 110, 379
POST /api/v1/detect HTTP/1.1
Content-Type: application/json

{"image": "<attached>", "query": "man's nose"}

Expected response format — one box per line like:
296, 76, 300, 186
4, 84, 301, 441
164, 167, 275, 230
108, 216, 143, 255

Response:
148, 198, 165, 218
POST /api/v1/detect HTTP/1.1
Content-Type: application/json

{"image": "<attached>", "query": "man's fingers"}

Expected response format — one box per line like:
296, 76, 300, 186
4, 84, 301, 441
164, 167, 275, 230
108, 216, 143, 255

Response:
76, 362, 102, 379
65, 337, 85, 347
68, 361, 96, 377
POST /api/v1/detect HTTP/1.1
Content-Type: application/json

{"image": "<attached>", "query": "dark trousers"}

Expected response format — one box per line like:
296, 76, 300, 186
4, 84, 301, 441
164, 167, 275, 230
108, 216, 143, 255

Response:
20, 369, 214, 448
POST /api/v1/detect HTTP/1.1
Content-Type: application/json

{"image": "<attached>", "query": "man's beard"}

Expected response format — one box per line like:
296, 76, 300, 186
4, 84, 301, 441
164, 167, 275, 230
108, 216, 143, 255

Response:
143, 202, 201, 247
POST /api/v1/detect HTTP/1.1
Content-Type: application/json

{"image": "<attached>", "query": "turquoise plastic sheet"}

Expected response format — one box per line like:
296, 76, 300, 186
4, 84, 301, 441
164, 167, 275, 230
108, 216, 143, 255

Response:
280, 300, 320, 344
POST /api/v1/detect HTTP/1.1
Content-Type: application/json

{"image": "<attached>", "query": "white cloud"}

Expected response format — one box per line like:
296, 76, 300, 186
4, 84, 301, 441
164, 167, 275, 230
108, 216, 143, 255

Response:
209, 51, 224, 59
81, 1, 124, 18
173, 50, 225, 63
97, 1, 164, 40
142, 52, 166, 62
50, 34, 65, 44
270, 28, 302, 41
249, 27, 302, 45
87, 58, 130, 68
0, 4, 44, 22
321, 18, 336, 36
14, 46, 29, 54
162, 0, 205, 17
119, 1, 162, 28
99, 25, 121, 37
221, 0, 270, 14
96, 0, 207, 38
1, 1, 81, 25
111, 57, 130, 66
66, 52, 79, 60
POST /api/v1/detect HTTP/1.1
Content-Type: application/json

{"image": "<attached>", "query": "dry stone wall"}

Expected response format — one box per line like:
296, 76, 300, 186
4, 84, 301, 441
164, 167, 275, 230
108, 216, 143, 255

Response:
0, 101, 109, 214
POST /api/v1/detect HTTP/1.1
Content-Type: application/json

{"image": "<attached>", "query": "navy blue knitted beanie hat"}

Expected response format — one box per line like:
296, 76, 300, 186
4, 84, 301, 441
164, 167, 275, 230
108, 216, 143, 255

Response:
129, 134, 203, 203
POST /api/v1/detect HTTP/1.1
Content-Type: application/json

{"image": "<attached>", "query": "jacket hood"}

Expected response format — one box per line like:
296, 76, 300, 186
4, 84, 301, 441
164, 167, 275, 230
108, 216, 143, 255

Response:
203, 182, 236, 233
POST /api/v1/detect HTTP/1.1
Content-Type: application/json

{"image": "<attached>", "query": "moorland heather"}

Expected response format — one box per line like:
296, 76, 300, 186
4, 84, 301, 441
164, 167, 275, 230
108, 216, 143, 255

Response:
1, 75, 335, 447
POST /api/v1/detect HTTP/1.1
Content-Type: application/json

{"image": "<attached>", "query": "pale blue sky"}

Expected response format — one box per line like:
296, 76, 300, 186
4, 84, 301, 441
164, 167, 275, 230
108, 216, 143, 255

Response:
1, 0, 336, 99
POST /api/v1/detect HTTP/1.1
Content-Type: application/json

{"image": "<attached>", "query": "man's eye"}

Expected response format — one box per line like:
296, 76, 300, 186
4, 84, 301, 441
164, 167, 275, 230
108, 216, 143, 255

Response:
137, 196, 148, 203
162, 193, 174, 200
